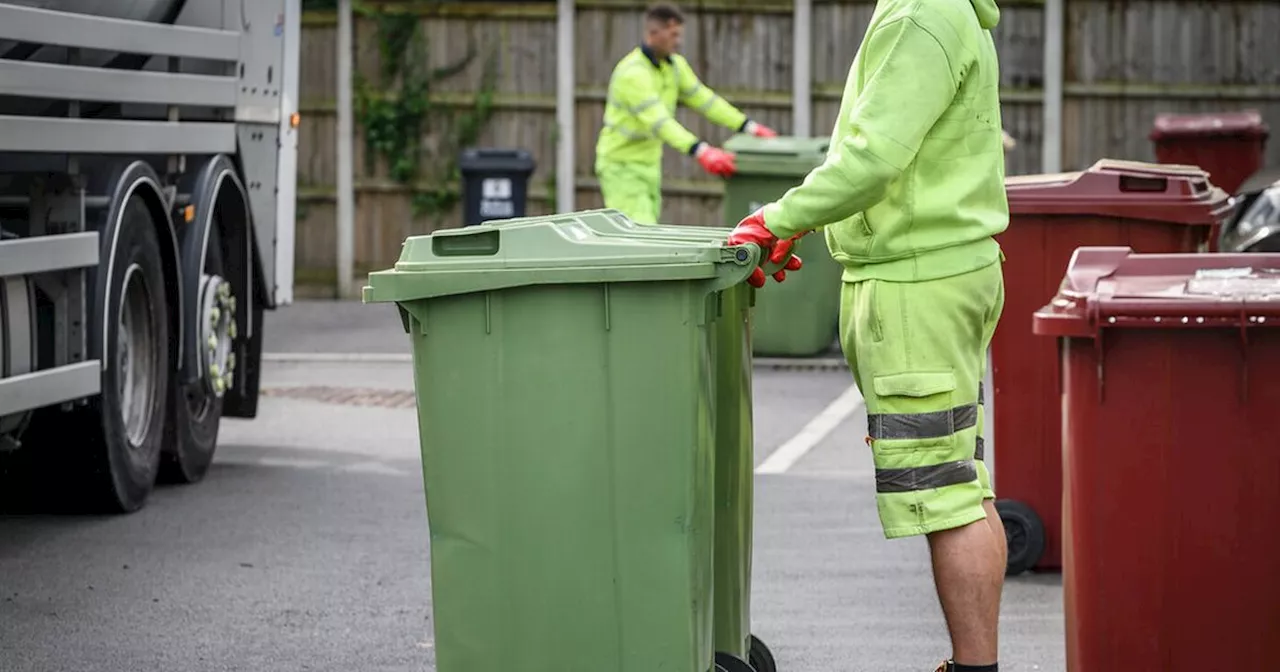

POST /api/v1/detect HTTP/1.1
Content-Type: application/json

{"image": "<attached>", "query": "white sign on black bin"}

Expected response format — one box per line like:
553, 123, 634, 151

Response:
459, 148, 536, 226
480, 177, 515, 219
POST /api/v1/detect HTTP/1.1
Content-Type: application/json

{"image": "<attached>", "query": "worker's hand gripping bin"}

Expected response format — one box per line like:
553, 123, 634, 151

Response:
1033, 247, 1280, 672
362, 213, 769, 672
721, 135, 842, 357
991, 160, 1231, 575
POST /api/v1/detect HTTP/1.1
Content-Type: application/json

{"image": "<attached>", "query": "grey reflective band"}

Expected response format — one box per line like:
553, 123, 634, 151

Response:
695, 94, 721, 113
631, 98, 661, 114
649, 117, 670, 135
681, 82, 704, 98
604, 96, 660, 116
604, 123, 647, 140
875, 459, 978, 493
976, 386, 985, 460
867, 402, 978, 441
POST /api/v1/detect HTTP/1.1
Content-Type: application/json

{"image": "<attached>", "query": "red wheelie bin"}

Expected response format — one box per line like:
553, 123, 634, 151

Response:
990, 159, 1232, 575
1034, 247, 1280, 671
1151, 110, 1270, 194
1150, 110, 1270, 250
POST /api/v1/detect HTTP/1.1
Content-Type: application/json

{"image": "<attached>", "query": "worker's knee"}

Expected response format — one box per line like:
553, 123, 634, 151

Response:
597, 165, 660, 224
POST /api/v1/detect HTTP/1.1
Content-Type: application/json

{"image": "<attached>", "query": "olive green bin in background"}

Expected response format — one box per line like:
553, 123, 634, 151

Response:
722, 134, 843, 358
362, 212, 772, 672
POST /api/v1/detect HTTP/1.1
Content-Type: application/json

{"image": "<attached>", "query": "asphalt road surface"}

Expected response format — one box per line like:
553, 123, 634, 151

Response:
0, 300, 1065, 672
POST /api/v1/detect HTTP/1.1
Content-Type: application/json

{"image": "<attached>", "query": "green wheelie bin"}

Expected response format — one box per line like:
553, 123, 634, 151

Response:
538, 209, 779, 671
722, 134, 842, 358
363, 215, 762, 672
476, 209, 779, 669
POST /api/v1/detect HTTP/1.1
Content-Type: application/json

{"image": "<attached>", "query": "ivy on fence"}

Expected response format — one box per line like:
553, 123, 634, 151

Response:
350, 1, 498, 219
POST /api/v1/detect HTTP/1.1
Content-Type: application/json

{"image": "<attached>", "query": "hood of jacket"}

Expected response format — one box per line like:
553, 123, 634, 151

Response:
970, 0, 1000, 28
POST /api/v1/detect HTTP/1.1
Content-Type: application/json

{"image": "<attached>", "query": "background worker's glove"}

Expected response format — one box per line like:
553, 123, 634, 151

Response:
743, 120, 778, 139
727, 209, 803, 288
695, 144, 737, 177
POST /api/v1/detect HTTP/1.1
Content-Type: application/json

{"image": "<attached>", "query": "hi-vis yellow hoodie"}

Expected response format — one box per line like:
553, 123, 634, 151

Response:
762, 0, 1009, 282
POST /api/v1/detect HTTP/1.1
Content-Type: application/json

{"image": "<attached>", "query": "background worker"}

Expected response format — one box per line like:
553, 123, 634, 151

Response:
726, 0, 1010, 671
594, 2, 777, 224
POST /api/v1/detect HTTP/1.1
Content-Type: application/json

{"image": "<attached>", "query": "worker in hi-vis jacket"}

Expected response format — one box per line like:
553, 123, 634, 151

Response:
726, 0, 1011, 671
594, 2, 776, 224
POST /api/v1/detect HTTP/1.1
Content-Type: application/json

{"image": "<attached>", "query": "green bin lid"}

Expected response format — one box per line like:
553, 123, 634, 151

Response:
723, 134, 830, 177
362, 211, 762, 304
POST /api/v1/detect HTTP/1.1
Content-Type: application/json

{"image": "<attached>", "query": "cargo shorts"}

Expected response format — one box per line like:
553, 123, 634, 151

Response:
839, 259, 1005, 539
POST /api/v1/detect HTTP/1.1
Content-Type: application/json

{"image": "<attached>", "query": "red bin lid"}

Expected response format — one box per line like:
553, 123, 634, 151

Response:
1005, 159, 1232, 225
1033, 246, 1280, 338
1150, 110, 1271, 141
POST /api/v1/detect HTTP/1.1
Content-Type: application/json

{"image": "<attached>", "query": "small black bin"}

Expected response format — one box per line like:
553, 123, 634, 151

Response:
458, 147, 536, 226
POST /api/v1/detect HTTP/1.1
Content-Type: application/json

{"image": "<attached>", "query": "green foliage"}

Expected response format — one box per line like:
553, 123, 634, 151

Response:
352, 2, 498, 220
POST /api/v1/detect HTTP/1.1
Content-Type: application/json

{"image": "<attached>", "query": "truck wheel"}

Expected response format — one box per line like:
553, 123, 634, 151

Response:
162, 218, 234, 484
75, 193, 171, 512
749, 634, 778, 672
996, 499, 1046, 576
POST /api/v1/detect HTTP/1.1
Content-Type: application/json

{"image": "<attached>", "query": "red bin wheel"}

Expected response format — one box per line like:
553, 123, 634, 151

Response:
996, 499, 1046, 576
749, 634, 778, 672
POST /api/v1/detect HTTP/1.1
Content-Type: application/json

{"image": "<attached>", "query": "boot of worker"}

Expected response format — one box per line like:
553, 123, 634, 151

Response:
935, 660, 998, 672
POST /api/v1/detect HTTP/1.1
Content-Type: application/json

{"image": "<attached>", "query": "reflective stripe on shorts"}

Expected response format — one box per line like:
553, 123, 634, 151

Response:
875, 460, 978, 494
869, 394, 986, 493
866, 402, 978, 441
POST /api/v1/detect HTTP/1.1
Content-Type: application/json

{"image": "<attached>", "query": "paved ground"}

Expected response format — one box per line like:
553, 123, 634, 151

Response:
0, 300, 1065, 672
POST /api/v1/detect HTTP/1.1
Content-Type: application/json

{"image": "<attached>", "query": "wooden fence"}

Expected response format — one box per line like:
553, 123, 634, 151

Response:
295, 0, 1280, 290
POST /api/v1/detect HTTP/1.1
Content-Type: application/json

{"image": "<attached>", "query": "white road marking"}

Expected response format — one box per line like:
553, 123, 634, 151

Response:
249, 456, 332, 470
755, 383, 864, 475
339, 461, 414, 477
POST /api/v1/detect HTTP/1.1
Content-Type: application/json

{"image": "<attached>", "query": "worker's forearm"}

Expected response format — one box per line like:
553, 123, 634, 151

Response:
762, 138, 900, 239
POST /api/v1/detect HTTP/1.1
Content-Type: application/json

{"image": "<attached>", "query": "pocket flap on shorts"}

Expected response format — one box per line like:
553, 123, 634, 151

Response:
873, 371, 957, 398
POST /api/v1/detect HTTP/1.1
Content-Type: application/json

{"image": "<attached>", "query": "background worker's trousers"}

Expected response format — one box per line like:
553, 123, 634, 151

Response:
839, 259, 1006, 539
596, 161, 663, 224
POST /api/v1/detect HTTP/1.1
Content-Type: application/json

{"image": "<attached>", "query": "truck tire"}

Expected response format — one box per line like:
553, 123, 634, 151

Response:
24, 191, 175, 513
86, 192, 172, 511
162, 215, 232, 484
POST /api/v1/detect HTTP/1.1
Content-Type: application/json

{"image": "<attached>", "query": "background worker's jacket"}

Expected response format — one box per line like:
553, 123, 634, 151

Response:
595, 46, 748, 169
762, 0, 1010, 283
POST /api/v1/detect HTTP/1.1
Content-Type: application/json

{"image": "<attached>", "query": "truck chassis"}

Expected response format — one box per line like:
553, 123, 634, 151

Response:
0, 1, 300, 512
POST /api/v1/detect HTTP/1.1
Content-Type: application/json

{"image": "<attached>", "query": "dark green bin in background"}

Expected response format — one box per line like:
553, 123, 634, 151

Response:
722, 134, 842, 358
362, 214, 765, 672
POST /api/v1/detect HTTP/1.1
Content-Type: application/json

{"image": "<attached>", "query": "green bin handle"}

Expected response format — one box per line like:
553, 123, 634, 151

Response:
710, 243, 764, 292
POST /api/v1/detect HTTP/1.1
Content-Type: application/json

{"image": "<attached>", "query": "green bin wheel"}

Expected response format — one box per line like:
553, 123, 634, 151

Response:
749, 634, 778, 672
996, 498, 1046, 576
715, 651, 757, 672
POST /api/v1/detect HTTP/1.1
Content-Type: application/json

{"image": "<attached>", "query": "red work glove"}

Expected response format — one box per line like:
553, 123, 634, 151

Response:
744, 120, 778, 139
696, 144, 736, 177
726, 209, 804, 288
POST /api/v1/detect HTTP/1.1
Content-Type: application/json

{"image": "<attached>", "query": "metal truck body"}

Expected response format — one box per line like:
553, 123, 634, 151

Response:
0, 0, 300, 512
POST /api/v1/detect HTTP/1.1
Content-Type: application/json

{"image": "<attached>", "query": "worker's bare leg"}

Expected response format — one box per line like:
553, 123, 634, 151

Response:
927, 499, 1005, 666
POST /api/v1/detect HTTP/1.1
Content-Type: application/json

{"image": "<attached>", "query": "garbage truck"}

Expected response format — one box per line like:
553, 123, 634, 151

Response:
0, 0, 300, 513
